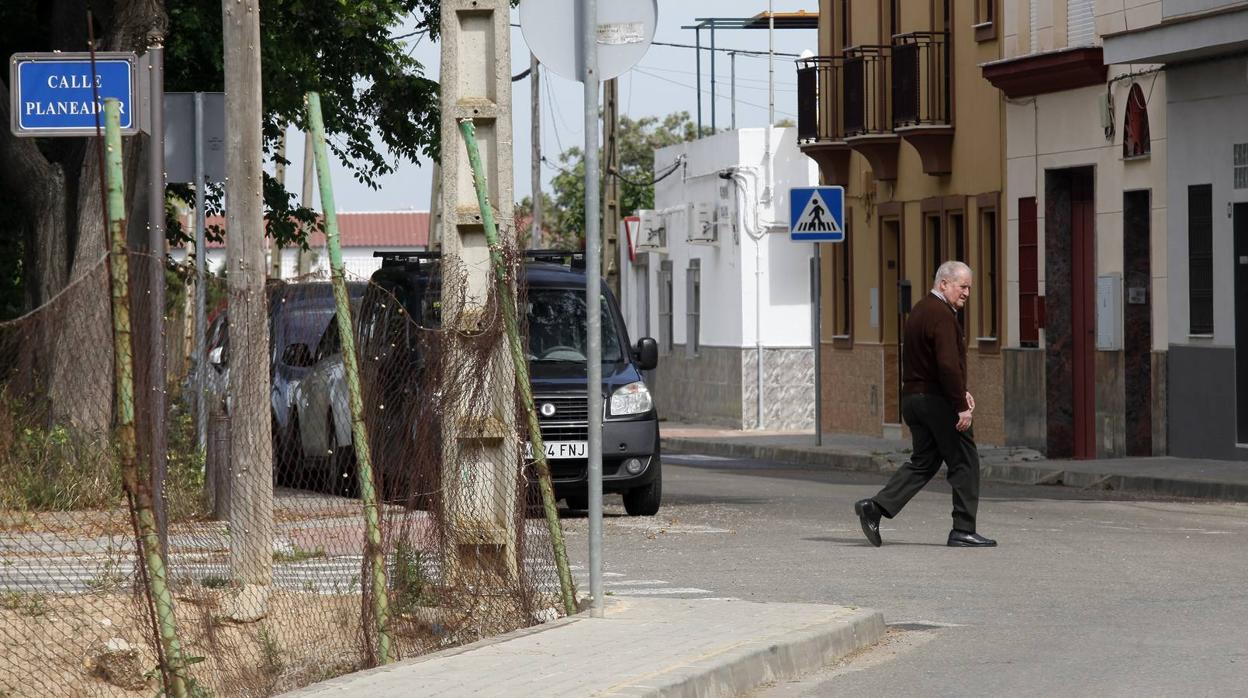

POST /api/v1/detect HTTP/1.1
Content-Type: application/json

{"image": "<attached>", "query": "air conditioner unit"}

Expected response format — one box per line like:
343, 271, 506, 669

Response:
687, 201, 718, 243
636, 209, 667, 251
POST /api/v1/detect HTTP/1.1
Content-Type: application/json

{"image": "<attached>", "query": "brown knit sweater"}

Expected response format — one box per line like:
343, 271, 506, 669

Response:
901, 292, 968, 412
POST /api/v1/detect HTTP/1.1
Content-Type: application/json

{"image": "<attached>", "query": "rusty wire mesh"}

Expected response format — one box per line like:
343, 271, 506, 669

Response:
0, 245, 565, 696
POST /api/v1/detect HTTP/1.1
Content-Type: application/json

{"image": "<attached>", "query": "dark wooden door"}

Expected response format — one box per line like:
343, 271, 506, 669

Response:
1071, 172, 1096, 458
1124, 191, 1152, 456
1235, 203, 1248, 443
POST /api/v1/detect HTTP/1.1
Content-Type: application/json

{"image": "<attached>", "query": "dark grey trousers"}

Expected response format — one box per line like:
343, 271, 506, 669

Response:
873, 393, 980, 533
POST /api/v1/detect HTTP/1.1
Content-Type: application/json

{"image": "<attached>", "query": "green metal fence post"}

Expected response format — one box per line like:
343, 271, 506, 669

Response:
305, 92, 395, 665
458, 119, 577, 616
104, 98, 190, 698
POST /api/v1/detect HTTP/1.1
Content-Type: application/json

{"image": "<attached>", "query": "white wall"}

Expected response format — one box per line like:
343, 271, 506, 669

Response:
621, 127, 820, 350
168, 245, 424, 281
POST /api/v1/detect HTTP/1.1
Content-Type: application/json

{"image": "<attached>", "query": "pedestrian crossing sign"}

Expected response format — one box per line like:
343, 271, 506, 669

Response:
789, 186, 845, 242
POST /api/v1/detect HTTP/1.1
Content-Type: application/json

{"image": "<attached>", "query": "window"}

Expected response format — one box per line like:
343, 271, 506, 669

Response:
978, 204, 1000, 342
924, 214, 943, 288
975, 0, 997, 41
839, 0, 850, 50
1019, 197, 1040, 346
1123, 83, 1151, 159
1067, 0, 1095, 47
686, 259, 701, 357
1235, 143, 1248, 190
1188, 184, 1214, 335
658, 260, 673, 354
831, 211, 853, 341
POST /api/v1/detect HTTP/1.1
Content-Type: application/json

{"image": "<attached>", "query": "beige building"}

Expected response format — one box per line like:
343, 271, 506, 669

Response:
798, 0, 1007, 443
982, 1, 1168, 458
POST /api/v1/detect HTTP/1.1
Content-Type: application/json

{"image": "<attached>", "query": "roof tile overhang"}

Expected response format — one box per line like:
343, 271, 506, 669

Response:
980, 46, 1107, 99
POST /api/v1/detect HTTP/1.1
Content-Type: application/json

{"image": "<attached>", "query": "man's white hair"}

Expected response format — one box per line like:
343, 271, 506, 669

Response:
931, 260, 971, 291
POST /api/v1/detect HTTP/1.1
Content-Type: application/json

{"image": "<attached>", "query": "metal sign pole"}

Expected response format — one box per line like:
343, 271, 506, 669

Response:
583, 0, 605, 619
812, 244, 822, 446
147, 42, 169, 558
194, 93, 207, 454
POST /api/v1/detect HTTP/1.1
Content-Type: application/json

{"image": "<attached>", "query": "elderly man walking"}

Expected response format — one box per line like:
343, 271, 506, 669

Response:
854, 261, 996, 548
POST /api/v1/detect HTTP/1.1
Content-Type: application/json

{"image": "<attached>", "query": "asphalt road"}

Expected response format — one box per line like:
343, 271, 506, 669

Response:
560, 453, 1248, 697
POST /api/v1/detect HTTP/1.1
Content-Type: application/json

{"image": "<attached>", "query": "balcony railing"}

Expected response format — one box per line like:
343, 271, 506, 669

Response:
796, 56, 844, 143
842, 45, 892, 137
892, 32, 950, 128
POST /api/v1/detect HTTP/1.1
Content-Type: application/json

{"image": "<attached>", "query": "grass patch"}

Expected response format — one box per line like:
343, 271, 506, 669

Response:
273, 545, 328, 564
0, 591, 47, 617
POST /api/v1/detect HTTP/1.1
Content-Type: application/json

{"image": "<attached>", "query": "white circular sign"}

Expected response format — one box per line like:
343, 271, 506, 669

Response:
519, 0, 658, 82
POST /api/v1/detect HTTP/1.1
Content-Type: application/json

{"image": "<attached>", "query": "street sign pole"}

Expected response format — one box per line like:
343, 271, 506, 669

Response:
583, 0, 605, 620
811, 244, 821, 446
146, 41, 169, 559
194, 93, 208, 455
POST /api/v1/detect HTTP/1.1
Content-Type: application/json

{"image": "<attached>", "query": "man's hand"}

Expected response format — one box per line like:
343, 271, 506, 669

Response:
965, 391, 975, 412
956, 409, 973, 432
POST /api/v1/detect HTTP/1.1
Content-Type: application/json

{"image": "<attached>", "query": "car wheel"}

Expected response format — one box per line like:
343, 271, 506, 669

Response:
623, 461, 662, 517
328, 412, 358, 498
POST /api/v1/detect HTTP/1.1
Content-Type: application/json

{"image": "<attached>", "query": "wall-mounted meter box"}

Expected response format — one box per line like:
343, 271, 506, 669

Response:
1096, 273, 1122, 351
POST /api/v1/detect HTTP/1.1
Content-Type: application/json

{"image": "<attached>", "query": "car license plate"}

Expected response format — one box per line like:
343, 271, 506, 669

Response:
525, 441, 588, 459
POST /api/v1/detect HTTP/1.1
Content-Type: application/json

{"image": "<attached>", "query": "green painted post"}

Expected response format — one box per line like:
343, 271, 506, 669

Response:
458, 119, 577, 616
104, 99, 190, 698
305, 92, 395, 665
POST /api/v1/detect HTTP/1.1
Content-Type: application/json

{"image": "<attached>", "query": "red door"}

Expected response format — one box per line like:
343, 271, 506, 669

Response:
1071, 173, 1096, 458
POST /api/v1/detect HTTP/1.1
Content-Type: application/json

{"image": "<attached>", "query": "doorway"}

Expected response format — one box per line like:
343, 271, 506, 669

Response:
1045, 168, 1096, 458
881, 219, 902, 425
1235, 203, 1248, 443
1124, 191, 1152, 455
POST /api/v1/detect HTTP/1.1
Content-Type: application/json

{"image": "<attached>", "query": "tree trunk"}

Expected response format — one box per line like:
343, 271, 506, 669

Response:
223, 0, 274, 622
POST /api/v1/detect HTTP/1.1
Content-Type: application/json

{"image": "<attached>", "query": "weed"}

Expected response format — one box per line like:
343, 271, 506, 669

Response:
257, 623, 285, 676
200, 575, 231, 589
391, 539, 436, 614
273, 545, 327, 564
0, 400, 121, 511
0, 591, 47, 617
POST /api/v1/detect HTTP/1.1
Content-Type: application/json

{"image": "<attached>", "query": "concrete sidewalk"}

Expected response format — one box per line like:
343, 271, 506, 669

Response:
284, 597, 885, 698
661, 424, 1248, 502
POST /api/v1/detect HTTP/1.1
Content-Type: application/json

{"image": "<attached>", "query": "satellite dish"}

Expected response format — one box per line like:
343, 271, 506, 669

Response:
519, 0, 658, 82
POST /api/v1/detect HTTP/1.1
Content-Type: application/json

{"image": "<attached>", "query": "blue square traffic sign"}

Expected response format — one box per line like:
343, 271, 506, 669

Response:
789, 186, 845, 242
10, 52, 138, 137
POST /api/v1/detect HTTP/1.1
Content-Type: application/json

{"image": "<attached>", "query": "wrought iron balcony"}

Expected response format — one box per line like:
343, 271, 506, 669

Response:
841, 45, 898, 180
796, 55, 851, 184
892, 31, 953, 175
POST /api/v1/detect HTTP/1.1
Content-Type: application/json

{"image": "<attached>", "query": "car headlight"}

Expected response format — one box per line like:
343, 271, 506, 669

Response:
610, 381, 652, 416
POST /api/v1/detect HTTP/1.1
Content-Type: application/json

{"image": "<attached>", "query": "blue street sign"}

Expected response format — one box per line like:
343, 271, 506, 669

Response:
10, 52, 139, 137
789, 186, 845, 242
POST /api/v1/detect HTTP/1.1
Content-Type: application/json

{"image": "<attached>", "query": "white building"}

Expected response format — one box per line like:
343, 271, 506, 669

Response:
618, 127, 821, 430
171, 211, 430, 280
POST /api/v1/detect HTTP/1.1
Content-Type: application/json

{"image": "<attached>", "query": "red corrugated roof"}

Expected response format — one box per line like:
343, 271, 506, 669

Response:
202, 210, 429, 248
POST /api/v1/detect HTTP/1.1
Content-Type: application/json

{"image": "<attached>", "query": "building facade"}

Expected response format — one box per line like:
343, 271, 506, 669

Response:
1104, 0, 1248, 460
619, 128, 820, 430
982, 0, 1169, 458
799, 0, 1007, 444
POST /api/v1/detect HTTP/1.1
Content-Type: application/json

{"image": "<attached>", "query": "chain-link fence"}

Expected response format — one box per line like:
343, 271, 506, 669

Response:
0, 240, 568, 695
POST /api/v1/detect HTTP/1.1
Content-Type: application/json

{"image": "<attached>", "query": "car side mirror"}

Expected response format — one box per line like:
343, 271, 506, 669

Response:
208, 346, 226, 372
282, 342, 314, 368
635, 337, 658, 371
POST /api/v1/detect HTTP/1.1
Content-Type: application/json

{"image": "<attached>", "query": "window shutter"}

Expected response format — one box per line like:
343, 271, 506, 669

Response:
1067, 0, 1095, 47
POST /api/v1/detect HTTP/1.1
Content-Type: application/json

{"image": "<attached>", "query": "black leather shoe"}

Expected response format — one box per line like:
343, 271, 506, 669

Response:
854, 499, 883, 547
947, 530, 997, 547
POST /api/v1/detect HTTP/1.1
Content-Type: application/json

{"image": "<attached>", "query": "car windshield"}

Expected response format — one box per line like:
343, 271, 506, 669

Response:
525, 288, 624, 363
278, 307, 334, 349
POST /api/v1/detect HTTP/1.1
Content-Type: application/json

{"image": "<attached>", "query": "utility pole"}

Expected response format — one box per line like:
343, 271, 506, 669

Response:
221, 0, 273, 622
297, 130, 317, 275
145, 37, 170, 558
530, 53, 542, 249
602, 78, 620, 297
269, 128, 287, 279
439, 0, 519, 583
